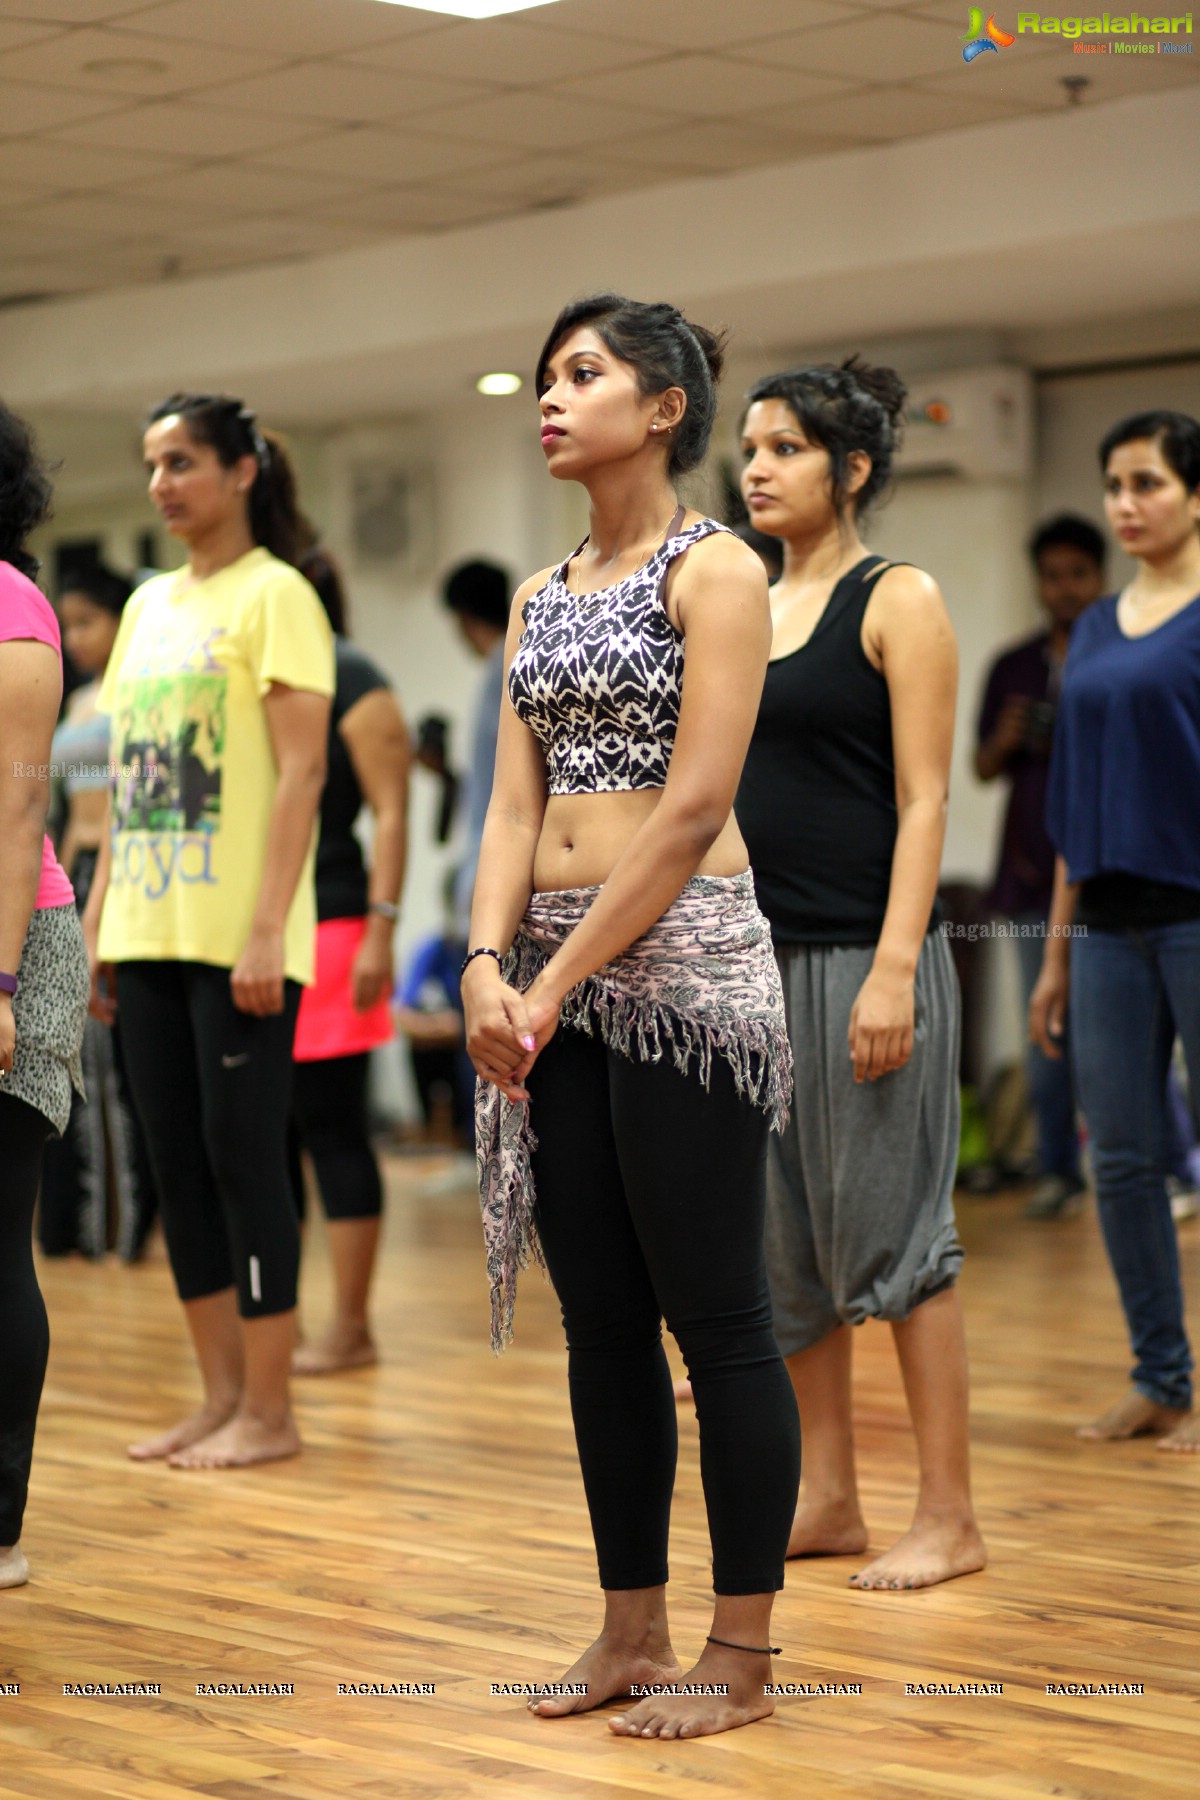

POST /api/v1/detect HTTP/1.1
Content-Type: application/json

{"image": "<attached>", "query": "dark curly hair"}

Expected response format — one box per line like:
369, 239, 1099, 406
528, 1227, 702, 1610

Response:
535, 293, 726, 478
743, 356, 908, 524
0, 400, 54, 580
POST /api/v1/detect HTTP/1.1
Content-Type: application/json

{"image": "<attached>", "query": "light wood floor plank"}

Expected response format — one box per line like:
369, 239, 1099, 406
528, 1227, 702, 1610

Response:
1, 1152, 1196, 1796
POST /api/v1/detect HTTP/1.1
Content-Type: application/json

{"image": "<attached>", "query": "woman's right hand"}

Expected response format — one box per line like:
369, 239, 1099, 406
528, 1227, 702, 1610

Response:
1029, 956, 1068, 1059
84, 918, 116, 1024
464, 964, 536, 1103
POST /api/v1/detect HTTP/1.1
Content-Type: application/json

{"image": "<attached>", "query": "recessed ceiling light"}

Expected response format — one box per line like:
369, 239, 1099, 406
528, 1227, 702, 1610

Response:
372, 1, 562, 17
82, 56, 170, 77
476, 372, 523, 396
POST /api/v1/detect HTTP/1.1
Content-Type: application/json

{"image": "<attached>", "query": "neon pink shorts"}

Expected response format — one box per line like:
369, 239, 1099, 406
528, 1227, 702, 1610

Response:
294, 916, 394, 1063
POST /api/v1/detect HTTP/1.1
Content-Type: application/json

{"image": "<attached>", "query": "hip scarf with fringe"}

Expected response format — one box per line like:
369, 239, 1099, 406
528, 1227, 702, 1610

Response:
476, 870, 792, 1351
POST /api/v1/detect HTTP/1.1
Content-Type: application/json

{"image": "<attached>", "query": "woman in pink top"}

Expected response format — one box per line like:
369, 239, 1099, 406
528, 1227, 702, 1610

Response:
0, 402, 89, 1591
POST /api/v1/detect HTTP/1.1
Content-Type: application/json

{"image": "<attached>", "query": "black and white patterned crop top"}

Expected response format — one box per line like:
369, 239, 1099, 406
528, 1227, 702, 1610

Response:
507, 512, 732, 796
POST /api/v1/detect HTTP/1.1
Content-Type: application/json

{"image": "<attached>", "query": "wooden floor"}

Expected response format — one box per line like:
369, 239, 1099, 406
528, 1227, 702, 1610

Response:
4, 1152, 1199, 1799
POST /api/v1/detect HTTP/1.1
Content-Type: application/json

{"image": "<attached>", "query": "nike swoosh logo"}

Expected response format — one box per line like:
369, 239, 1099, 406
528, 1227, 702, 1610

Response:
221, 1052, 249, 1068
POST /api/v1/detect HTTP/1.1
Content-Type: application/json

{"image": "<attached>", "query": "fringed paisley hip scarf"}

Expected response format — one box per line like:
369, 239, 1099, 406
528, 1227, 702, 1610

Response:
476, 870, 793, 1350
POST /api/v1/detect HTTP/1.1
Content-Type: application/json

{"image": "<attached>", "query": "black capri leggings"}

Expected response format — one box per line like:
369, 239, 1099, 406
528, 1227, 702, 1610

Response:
289, 1052, 382, 1222
528, 1024, 801, 1596
0, 1093, 52, 1546
117, 961, 301, 1318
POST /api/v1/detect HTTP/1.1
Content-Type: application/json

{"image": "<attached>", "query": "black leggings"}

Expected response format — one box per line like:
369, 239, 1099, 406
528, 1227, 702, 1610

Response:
289, 1053, 382, 1221
0, 1093, 51, 1545
117, 962, 301, 1318
528, 1025, 801, 1596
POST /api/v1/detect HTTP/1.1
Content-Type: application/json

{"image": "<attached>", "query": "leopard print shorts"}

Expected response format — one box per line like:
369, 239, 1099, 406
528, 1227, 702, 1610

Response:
4, 902, 88, 1135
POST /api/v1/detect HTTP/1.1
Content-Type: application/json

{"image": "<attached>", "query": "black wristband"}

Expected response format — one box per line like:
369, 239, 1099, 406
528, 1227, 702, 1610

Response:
461, 946, 503, 977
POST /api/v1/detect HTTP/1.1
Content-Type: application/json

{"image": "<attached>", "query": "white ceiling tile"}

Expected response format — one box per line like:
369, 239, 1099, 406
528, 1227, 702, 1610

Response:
905, 0, 984, 18
124, 0, 445, 58
448, 148, 694, 202
552, 52, 857, 116
259, 125, 516, 184
0, 75, 128, 134
303, 182, 505, 232
112, 161, 364, 216
0, 24, 285, 95
0, 178, 49, 205
0, 135, 185, 189
49, 100, 333, 155
166, 213, 381, 269
417, 87, 677, 150
531, 0, 865, 50
201, 60, 487, 125
0, 241, 184, 305
0, 18, 63, 52
774, 14, 969, 80
343, 16, 660, 83
7, 190, 233, 239
0, 2, 164, 22
790, 82, 1025, 139
613, 117, 858, 173
919, 42, 1200, 104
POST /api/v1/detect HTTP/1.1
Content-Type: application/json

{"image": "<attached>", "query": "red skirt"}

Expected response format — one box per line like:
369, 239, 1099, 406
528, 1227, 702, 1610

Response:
294, 916, 394, 1063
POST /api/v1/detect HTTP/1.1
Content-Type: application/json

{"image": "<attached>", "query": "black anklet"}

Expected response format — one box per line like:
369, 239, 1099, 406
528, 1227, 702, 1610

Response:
706, 1635, 781, 1656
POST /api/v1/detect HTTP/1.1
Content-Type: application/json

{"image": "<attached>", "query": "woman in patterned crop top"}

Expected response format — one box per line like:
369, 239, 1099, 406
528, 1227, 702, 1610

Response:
466, 294, 800, 1741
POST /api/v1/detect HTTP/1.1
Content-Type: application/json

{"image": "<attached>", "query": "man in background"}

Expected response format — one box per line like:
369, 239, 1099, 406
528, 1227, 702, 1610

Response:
975, 515, 1106, 1219
442, 559, 511, 937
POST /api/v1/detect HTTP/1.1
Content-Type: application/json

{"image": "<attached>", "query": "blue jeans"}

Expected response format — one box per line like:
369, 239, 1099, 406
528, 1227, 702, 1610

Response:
1071, 920, 1200, 1410
1014, 917, 1081, 1181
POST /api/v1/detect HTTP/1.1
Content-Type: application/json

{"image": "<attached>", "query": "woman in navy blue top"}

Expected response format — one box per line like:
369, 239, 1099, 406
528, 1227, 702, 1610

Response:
1033, 409, 1200, 1449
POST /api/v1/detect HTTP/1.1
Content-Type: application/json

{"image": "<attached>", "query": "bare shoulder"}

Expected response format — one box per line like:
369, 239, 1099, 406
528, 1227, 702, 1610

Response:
505, 564, 558, 650
673, 525, 769, 600
870, 562, 947, 617
513, 564, 557, 609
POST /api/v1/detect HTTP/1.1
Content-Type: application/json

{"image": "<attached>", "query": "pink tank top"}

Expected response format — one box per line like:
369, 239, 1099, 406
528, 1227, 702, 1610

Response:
0, 561, 76, 909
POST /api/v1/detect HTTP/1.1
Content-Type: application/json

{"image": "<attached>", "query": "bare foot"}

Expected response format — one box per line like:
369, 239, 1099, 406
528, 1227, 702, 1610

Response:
1076, 1391, 1191, 1441
0, 1544, 30, 1589
609, 1642, 774, 1739
293, 1326, 377, 1375
128, 1400, 238, 1461
787, 1497, 869, 1560
849, 1517, 987, 1591
1157, 1415, 1200, 1453
167, 1411, 301, 1470
527, 1632, 682, 1718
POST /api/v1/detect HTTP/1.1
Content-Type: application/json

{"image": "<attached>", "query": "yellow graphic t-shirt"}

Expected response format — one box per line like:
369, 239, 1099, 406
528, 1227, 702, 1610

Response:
97, 548, 334, 984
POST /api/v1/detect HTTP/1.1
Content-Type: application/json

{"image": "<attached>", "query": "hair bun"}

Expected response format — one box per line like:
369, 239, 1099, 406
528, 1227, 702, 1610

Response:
840, 354, 907, 429
686, 318, 727, 387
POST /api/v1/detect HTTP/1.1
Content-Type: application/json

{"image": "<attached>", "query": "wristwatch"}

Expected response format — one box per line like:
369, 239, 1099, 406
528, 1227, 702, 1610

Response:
0, 972, 18, 997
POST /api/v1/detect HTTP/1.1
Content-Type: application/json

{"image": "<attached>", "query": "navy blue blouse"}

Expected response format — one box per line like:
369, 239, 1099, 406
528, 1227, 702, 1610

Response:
1046, 593, 1200, 889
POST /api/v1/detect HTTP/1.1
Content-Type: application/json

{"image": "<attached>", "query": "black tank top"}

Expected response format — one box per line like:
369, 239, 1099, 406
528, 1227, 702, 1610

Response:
738, 556, 919, 945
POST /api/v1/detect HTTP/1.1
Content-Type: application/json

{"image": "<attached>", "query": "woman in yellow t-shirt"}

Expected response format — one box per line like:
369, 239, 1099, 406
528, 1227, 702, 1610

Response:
83, 394, 334, 1471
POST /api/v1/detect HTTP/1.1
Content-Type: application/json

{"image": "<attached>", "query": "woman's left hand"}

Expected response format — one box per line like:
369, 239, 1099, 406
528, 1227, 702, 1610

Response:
0, 993, 15, 1082
506, 971, 563, 1087
848, 968, 915, 1083
351, 917, 394, 1012
231, 924, 286, 1016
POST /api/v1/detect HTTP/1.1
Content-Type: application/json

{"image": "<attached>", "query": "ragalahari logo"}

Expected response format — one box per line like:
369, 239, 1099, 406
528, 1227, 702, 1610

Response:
962, 9, 1017, 57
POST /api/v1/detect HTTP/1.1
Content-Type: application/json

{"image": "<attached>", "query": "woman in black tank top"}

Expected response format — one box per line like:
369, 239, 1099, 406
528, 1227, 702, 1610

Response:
738, 359, 986, 1592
